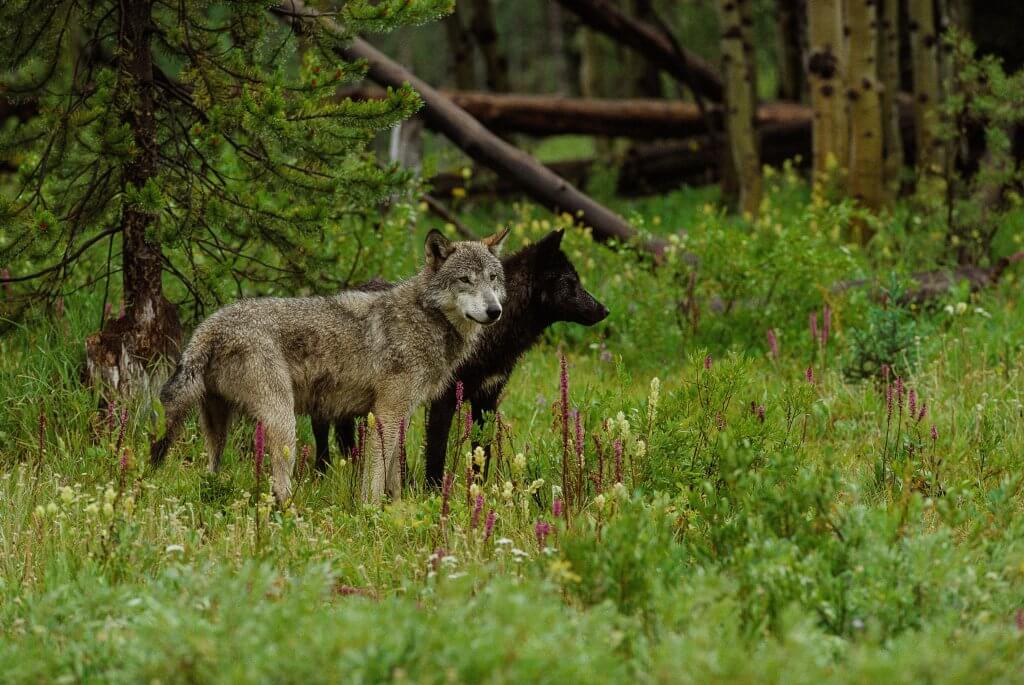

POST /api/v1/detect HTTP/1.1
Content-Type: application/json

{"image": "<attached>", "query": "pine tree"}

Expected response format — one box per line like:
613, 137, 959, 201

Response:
0, 0, 449, 391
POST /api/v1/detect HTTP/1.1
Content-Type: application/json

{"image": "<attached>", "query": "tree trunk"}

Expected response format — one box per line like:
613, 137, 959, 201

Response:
469, 0, 509, 92
554, 0, 724, 102
444, 3, 476, 90
718, 0, 761, 215
626, 0, 663, 98
807, 0, 849, 180
878, 0, 904, 196
775, 0, 806, 101
847, 0, 885, 220
85, 0, 181, 394
909, 0, 943, 175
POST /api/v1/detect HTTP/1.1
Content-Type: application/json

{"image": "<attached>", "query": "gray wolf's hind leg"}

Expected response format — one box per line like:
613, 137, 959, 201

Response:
200, 394, 233, 473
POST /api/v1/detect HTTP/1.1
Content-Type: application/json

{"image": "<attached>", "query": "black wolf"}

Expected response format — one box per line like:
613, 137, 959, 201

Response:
313, 229, 609, 486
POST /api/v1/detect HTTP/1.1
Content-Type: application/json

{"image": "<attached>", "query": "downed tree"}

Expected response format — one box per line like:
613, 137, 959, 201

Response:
272, 1, 661, 254
554, 0, 724, 102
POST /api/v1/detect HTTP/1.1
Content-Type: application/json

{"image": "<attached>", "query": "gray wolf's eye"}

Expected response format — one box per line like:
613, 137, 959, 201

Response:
459, 276, 472, 284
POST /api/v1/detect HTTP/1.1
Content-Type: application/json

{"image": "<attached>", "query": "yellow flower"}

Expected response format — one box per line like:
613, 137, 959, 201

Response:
451, 187, 467, 199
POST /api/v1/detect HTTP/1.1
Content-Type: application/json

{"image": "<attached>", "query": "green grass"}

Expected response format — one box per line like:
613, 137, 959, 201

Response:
2, 178, 1024, 683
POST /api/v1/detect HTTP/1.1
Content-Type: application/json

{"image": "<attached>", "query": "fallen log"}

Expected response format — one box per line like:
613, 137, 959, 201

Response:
554, 0, 724, 102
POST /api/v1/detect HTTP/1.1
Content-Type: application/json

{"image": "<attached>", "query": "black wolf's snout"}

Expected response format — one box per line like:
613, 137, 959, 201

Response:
485, 305, 503, 322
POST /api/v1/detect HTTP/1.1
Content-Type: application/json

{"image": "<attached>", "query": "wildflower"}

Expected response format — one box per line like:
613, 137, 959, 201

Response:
114, 406, 128, 457
441, 471, 454, 519
600, 346, 613, 363
102, 502, 114, 518
896, 377, 905, 411
300, 444, 311, 474
472, 446, 485, 469
594, 494, 606, 510
496, 537, 513, 546
502, 480, 514, 501
463, 407, 473, 440
615, 411, 631, 440
882, 364, 891, 384
908, 389, 917, 417
806, 366, 814, 384
469, 495, 483, 530
809, 312, 819, 344
756, 405, 766, 423
918, 403, 928, 423
59, 486, 74, 504
931, 425, 938, 443
766, 328, 779, 359
526, 478, 545, 494
454, 380, 464, 416
648, 377, 661, 425
613, 482, 628, 499
704, 354, 713, 370
574, 407, 585, 465
955, 301, 967, 315
552, 498, 563, 518
483, 509, 496, 541
886, 383, 894, 419
635, 440, 646, 459
534, 520, 551, 548
512, 452, 526, 473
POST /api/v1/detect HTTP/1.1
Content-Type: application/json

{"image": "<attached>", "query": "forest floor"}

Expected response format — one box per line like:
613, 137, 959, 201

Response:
2, 169, 1024, 682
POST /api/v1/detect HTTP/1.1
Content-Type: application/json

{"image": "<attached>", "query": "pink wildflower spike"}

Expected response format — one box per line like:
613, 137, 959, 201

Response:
704, 354, 713, 370
471, 493, 484, 530
766, 328, 779, 360
930, 425, 938, 443
254, 421, 265, 474
806, 366, 814, 384
534, 520, 551, 549
300, 444, 311, 473
483, 509, 496, 541
757, 405, 766, 423
896, 377, 905, 411
107, 400, 117, 433
822, 305, 831, 346
1016, 608, 1024, 632
560, 353, 570, 463
809, 311, 819, 345
463, 406, 473, 440
882, 364, 891, 384
552, 498, 563, 519
886, 383, 894, 419
574, 408, 584, 465
119, 449, 129, 475
454, 380, 464, 418
917, 403, 928, 423
908, 389, 917, 417
441, 471, 454, 519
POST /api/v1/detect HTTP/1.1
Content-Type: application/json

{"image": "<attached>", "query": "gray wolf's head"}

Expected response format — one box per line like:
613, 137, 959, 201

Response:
423, 227, 509, 326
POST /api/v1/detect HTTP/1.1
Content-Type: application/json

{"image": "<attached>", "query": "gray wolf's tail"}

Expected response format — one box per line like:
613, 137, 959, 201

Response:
149, 336, 212, 466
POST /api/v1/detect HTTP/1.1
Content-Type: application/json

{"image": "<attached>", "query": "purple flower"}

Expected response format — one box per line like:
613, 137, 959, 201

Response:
534, 520, 551, 549
301, 443, 311, 472
704, 354, 713, 370
1016, 608, 1024, 632
930, 425, 938, 443
483, 509, 496, 541
471, 493, 484, 530
886, 383, 894, 419
908, 389, 917, 418
881, 364, 891, 384
119, 449, 129, 475
552, 498, 563, 519
254, 420, 265, 474
463, 407, 473, 440
766, 328, 779, 360
441, 471, 454, 519
918, 403, 928, 423
574, 408, 584, 465
454, 380, 464, 412
757, 405, 766, 423
896, 377, 905, 411
809, 312, 819, 345
806, 366, 814, 384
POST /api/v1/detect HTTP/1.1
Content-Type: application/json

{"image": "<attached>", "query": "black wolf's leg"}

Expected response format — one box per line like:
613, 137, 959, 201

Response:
424, 388, 457, 489
470, 385, 503, 481
312, 420, 331, 474
335, 418, 356, 457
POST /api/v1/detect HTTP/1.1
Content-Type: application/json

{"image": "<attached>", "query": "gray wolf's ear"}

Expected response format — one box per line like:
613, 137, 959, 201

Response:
482, 225, 511, 256
425, 229, 455, 270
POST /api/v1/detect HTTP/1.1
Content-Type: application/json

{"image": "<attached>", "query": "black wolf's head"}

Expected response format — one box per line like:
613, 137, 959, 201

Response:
531, 230, 609, 326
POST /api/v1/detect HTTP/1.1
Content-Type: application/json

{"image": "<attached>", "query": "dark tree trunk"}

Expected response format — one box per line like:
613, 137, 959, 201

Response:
85, 0, 181, 393
470, 0, 509, 92
627, 0, 663, 98
444, 3, 476, 90
775, 0, 806, 101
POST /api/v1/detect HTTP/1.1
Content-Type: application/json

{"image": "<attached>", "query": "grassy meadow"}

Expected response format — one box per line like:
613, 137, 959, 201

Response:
2, 167, 1024, 683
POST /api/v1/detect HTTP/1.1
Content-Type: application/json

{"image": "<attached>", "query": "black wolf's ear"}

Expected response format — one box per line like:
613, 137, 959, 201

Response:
537, 229, 565, 253
425, 229, 455, 270
482, 225, 511, 257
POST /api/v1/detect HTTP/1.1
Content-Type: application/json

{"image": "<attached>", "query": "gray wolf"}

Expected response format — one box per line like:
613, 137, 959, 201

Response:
149, 228, 509, 504
313, 229, 609, 485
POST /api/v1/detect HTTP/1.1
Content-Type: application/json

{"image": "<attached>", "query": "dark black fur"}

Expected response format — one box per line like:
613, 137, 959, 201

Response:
312, 230, 609, 486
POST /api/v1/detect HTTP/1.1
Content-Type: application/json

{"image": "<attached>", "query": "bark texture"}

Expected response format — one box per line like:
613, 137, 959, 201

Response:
718, 0, 761, 215
909, 0, 943, 174
775, 0, 806, 101
878, 0, 904, 194
444, 2, 476, 90
807, 0, 849, 179
847, 0, 885, 216
470, 0, 509, 92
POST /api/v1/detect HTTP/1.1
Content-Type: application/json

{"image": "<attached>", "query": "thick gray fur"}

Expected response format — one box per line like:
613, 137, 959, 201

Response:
150, 228, 509, 505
